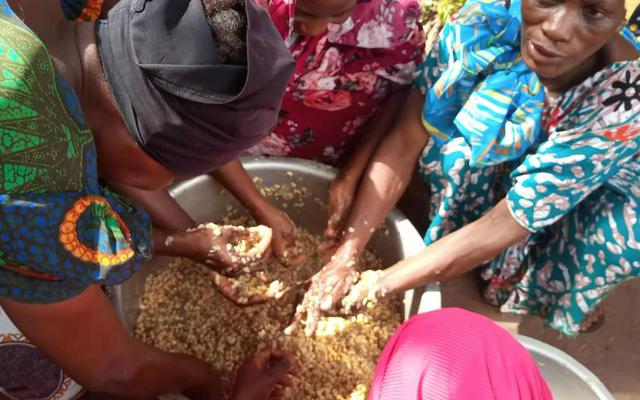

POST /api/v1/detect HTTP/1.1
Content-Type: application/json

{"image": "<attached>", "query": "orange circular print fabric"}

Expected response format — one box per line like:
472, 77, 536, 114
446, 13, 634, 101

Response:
0, 2, 152, 304
59, 196, 135, 268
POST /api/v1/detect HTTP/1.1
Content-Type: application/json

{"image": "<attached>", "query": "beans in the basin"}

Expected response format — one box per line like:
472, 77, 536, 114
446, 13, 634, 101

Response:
135, 226, 402, 400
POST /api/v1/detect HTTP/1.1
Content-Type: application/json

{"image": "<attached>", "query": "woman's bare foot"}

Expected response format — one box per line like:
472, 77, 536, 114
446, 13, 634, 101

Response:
579, 305, 605, 333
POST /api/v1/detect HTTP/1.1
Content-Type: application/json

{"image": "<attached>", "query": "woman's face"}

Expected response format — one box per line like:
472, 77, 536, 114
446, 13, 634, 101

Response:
294, 0, 358, 37
521, 0, 626, 80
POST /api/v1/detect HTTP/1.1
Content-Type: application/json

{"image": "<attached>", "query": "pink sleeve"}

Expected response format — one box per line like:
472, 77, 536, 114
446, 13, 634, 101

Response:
267, 0, 294, 40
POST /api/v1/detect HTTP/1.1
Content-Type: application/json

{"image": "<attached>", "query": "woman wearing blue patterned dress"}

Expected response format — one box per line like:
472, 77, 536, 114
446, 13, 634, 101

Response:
288, 0, 640, 337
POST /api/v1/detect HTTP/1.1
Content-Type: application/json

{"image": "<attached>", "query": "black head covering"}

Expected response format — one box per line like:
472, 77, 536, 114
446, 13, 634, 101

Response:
97, 0, 295, 176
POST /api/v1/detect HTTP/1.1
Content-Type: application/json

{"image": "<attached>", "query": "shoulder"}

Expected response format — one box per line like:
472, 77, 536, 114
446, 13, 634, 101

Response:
1, 1, 86, 92
591, 61, 640, 142
545, 60, 640, 144
60, 0, 104, 22
601, 61, 640, 142
447, 0, 513, 26
265, 0, 293, 40
330, 0, 424, 50
356, 0, 423, 33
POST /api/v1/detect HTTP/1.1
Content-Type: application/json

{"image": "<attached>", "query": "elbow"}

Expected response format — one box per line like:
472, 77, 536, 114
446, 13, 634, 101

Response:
100, 166, 174, 192
95, 147, 176, 191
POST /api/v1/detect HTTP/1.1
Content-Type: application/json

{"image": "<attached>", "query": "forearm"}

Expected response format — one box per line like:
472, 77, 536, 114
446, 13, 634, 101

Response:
338, 89, 429, 256
0, 287, 221, 400
340, 90, 409, 184
106, 343, 219, 400
212, 159, 270, 217
380, 199, 531, 295
109, 183, 195, 232
152, 228, 189, 258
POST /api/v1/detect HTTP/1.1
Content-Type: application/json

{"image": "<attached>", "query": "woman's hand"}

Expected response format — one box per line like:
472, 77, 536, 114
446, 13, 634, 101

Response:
320, 90, 412, 250
162, 225, 271, 277
212, 159, 305, 267
285, 248, 358, 336
254, 204, 306, 267
208, 271, 290, 307
166, 228, 239, 276
341, 270, 386, 314
321, 174, 358, 251
231, 350, 297, 400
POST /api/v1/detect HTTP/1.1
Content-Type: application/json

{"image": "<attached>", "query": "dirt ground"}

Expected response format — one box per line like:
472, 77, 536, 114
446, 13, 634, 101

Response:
442, 274, 640, 400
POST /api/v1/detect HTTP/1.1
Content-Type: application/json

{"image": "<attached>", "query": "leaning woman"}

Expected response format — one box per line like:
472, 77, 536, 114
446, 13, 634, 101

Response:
289, 0, 640, 336
243, 0, 426, 243
210, 0, 427, 304
0, 0, 295, 398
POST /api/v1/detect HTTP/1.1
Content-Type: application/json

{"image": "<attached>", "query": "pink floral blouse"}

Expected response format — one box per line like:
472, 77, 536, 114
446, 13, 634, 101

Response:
245, 0, 425, 165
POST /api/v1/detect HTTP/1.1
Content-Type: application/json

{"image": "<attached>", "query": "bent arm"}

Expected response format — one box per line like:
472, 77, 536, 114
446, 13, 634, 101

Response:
336, 89, 430, 257
338, 89, 410, 186
109, 183, 195, 232
380, 199, 531, 295
0, 286, 221, 399
212, 159, 271, 218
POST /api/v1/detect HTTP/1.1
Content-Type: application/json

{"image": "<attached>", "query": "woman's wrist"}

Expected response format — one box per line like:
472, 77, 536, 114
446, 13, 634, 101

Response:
246, 194, 275, 221
340, 219, 375, 253
336, 165, 360, 186
158, 229, 200, 259
379, 251, 437, 296
230, 390, 246, 400
333, 238, 362, 265
379, 268, 397, 296
179, 358, 224, 400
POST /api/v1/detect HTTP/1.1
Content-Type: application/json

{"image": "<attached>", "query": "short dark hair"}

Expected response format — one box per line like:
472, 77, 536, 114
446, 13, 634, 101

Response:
201, 0, 247, 64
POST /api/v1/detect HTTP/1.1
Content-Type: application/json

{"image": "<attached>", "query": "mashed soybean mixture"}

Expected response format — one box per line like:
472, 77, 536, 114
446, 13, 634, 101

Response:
135, 225, 402, 399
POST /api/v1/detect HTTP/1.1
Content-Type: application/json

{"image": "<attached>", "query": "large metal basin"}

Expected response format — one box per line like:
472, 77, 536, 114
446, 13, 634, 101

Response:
110, 157, 441, 332
518, 336, 614, 400
109, 157, 611, 400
